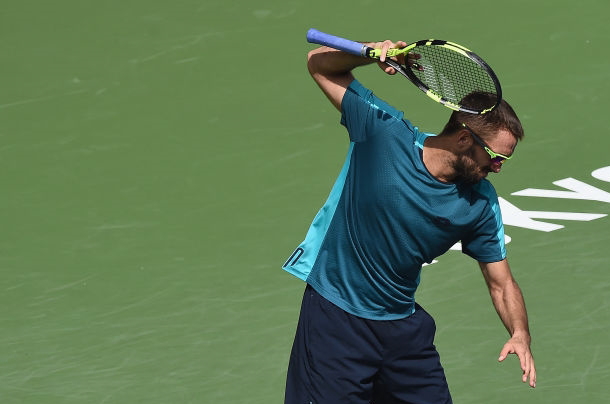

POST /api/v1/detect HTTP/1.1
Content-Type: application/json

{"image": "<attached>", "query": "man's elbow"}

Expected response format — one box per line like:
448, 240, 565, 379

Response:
307, 49, 323, 76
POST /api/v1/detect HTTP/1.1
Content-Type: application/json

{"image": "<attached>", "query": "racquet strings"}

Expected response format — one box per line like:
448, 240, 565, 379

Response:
409, 45, 498, 110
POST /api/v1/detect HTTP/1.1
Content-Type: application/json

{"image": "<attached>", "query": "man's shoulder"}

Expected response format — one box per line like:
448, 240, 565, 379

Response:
472, 179, 499, 201
344, 80, 404, 120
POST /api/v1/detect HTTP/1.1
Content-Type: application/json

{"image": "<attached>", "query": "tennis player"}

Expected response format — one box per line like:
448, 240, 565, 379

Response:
282, 40, 536, 403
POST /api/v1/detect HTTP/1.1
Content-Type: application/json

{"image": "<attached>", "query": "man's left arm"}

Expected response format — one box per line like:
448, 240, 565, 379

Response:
478, 259, 537, 388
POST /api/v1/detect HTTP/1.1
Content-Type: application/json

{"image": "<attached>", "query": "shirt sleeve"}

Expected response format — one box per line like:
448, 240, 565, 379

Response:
461, 181, 507, 263
340, 80, 405, 143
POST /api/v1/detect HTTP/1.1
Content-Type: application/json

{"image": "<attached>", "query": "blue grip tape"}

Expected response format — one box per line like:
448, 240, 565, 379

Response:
306, 29, 366, 56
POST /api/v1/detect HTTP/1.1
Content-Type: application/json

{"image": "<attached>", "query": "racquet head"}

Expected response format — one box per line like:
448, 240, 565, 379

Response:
379, 40, 502, 114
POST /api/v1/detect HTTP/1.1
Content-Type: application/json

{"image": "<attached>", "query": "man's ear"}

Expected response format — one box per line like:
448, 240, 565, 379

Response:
455, 129, 473, 151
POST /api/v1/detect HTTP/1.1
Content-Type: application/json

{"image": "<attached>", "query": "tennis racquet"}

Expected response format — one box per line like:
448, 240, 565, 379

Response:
307, 29, 502, 114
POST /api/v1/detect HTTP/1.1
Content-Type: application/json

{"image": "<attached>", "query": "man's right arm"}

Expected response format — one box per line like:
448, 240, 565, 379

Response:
307, 40, 408, 112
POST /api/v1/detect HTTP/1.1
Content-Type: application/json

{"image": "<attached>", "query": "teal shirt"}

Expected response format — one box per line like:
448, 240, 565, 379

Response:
283, 80, 506, 320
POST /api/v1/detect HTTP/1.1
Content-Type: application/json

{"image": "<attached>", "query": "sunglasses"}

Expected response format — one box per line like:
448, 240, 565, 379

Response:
461, 123, 512, 165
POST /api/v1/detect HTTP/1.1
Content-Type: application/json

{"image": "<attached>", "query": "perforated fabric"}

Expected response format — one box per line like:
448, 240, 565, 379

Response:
283, 80, 505, 320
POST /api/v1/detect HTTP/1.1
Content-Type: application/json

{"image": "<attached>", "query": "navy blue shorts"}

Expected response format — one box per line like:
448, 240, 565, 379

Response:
285, 285, 452, 404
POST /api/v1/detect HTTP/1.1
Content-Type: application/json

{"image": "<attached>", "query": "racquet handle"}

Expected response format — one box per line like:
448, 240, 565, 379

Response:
307, 29, 371, 57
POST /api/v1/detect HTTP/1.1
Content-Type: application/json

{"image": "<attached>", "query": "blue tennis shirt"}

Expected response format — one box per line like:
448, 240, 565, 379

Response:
283, 80, 506, 320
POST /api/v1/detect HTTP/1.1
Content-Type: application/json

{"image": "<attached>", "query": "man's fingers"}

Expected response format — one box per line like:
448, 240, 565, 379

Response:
498, 345, 512, 362
499, 343, 537, 388
523, 355, 536, 388
381, 42, 392, 62
528, 365, 537, 388
373, 40, 409, 75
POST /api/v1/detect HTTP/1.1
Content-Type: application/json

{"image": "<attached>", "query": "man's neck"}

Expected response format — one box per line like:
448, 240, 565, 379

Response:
422, 136, 457, 183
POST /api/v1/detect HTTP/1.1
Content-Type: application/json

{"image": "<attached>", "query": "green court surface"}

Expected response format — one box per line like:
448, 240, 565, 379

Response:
2, 1, 609, 402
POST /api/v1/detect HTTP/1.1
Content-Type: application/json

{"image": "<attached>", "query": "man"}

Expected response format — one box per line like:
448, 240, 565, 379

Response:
282, 38, 536, 404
